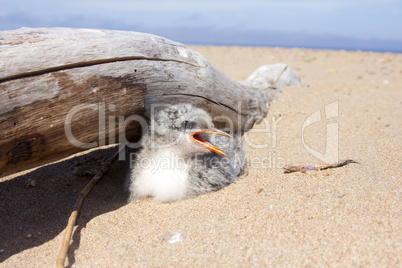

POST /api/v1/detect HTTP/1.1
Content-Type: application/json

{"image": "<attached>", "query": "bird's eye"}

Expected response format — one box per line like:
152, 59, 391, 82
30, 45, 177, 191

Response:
181, 120, 197, 129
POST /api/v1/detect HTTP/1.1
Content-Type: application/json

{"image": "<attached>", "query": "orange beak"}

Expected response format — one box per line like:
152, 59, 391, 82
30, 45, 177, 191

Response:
190, 130, 233, 157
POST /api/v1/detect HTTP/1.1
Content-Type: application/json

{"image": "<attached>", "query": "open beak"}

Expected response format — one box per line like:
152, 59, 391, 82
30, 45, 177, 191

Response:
190, 129, 233, 157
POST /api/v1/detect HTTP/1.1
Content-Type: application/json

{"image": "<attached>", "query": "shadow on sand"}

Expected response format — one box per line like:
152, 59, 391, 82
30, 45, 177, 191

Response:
0, 145, 134, 264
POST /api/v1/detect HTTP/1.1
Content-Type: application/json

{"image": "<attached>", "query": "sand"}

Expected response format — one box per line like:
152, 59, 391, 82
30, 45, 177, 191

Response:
1, 46, 401, 267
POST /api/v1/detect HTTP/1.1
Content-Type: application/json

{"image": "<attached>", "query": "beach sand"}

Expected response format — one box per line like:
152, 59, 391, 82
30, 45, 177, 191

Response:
1, 46, 401, 267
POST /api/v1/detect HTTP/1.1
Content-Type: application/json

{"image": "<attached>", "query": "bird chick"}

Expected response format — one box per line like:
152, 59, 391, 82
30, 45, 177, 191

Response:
128, 104, 246, 202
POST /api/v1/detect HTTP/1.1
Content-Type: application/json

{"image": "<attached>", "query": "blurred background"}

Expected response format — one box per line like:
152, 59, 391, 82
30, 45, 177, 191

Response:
1, 0, 401, 52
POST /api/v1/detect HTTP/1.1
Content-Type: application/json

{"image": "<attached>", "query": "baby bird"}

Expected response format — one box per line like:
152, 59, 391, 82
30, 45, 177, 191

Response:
128, 104, 246, 202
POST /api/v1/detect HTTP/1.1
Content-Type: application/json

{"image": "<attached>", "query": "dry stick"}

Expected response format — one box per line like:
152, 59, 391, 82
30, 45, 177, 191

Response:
283, 159, 359, 174
56, 144, 126, 268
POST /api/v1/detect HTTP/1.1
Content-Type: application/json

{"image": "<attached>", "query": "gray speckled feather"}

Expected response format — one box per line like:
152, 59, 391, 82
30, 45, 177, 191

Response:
128, 104, 247, 202
186, 134, 246, 196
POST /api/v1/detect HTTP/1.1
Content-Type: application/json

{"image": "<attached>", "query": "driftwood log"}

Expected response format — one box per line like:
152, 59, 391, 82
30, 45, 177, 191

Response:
0, 27, 300, 177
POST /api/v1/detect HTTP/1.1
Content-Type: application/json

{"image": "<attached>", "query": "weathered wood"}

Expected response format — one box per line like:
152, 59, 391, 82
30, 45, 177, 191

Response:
0, 27, 300, 177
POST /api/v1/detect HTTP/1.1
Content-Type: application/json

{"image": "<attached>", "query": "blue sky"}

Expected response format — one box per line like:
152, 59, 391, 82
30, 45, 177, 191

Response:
1, 0, 402, 52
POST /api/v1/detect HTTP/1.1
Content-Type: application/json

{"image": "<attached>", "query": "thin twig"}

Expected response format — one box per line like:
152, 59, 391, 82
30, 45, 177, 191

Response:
56, 144, 126, 268
283, 159, 359, 174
